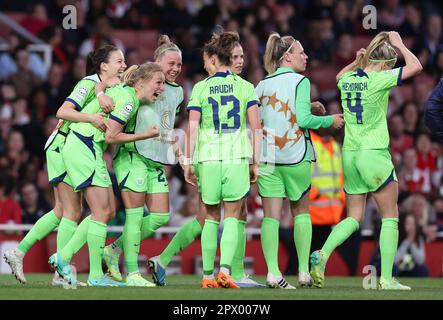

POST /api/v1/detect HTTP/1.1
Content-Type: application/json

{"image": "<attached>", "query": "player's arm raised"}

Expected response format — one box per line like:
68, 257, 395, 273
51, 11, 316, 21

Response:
336, 48, 366, 82
388, 31, 422, 80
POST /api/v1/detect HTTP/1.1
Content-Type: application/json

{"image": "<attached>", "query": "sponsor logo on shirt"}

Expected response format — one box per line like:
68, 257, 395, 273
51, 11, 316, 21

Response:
74, 87, 88, 100
120, 103, 133, 119
383, 69, 397, 74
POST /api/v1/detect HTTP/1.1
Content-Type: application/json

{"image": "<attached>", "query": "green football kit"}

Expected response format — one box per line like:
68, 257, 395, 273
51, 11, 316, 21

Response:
338, 67, 403, 194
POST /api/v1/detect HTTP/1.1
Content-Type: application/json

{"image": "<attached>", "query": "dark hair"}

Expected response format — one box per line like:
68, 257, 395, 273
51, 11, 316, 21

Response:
0, 172, 14, 196
203, 31, 240, 66
85, 44, 119, 76
399, 214, 424, 245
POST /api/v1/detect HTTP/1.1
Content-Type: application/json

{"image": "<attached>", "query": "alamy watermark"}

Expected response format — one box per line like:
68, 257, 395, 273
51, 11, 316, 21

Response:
362, 5, 377, 30
362, 265, 378, 289
62, 5, 77, 30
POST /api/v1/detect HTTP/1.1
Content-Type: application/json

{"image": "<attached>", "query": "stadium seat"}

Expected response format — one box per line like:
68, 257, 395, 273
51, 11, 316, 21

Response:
113, 29, 138, 49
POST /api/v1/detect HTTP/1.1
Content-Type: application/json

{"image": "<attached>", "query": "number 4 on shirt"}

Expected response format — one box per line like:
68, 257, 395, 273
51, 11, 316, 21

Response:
346, 92, 363, 124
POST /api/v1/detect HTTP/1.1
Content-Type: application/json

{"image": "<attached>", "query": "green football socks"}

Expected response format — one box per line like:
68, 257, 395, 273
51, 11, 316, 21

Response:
294, 214, 312, 274
87, 219, 107, 280
159, 217, 202, 267
56, 217, 77, 251
261, 217, 281, 276
231, 219, 246, 280
17, 210, 60, 254
322, 217, 359, 261
380, 218, 399, 281
122, 207, 144, 273
115, 212, 170, 249
201, 219, 219, 276
219, 217, 239, 272
60, 216, 90, 262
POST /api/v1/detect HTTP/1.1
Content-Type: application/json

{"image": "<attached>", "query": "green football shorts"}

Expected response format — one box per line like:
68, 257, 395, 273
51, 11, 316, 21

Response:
199, 158, 250, 205
62, 131, 111, 192
258, 160, 311, 201
193, 163, 201, 193
342, 149, 397, 194
46, 131, 72, 186
114, 147, 169, 194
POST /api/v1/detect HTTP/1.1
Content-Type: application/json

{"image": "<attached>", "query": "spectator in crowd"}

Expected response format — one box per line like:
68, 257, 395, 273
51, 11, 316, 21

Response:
0, 172, 22, 236
11, 98, 31, 127
0, 131, 29, 179
394, 214, 429, 277
333, 33, 356, 69
332, 0, 356, 36
413, 14, 443, 73
415, 133, 438, 196
431, 197, 443, 232
399, 1, 423, 38
402, 193, 438, 242
0, 34, 45, 81
39, 26, 70, 71
78, 16, 125, 57
20, 3, 53, 36
398, 148, 424, 196
19, 182, 50, 225
378, 0, 406, 30
389, 114, 414, 166
9, 47, 42, 99
38, 64, 70, 116
401, 101, 420, 136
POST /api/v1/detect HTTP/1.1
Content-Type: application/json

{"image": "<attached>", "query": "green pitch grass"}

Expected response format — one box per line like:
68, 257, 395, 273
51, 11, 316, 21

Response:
0, 274, 442, 300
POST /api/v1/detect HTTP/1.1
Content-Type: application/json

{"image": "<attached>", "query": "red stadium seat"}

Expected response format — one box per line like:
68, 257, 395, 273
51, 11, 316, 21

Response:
113, 29, 138, 49
307, 64, 341, 96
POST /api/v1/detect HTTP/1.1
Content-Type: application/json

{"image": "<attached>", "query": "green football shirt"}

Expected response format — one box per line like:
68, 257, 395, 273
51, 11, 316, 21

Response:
187, 71, 259, 162
59, 74, 101, 134
69, 84, 140, 146
337, 67, 403, 150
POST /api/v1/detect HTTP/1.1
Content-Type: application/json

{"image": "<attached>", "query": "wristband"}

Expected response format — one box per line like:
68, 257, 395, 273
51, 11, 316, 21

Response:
97, 91, 104, 97
183, 157, 192, 165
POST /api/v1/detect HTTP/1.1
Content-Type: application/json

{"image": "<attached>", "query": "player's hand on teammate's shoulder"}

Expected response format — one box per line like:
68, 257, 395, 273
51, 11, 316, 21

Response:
311, 101, 326, 115
332, 114, 345, 129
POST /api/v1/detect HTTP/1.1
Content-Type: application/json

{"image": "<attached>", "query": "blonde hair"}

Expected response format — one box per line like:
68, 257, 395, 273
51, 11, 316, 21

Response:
263, 32, 296, 74
122, 62, 163, 86
354, 31, 398, 71
154, 35, 181, 61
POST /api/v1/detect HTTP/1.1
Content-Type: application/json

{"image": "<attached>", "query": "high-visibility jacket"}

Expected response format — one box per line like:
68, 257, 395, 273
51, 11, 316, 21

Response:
309, 131, 345, 225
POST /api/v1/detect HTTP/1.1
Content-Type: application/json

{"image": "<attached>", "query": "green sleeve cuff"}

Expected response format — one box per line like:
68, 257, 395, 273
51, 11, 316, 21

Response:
323, 115, 334, 128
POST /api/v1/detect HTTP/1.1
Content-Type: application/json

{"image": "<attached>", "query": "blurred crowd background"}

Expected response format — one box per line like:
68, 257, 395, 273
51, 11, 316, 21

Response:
0, 0, 443, 276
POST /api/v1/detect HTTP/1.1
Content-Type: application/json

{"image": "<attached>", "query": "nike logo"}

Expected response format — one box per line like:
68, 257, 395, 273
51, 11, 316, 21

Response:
99, 246, 105, 249
134, 244, 140, 247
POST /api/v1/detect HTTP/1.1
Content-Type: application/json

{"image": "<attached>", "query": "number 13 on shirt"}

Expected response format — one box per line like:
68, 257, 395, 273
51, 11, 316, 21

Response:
208, 95, 240, 133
